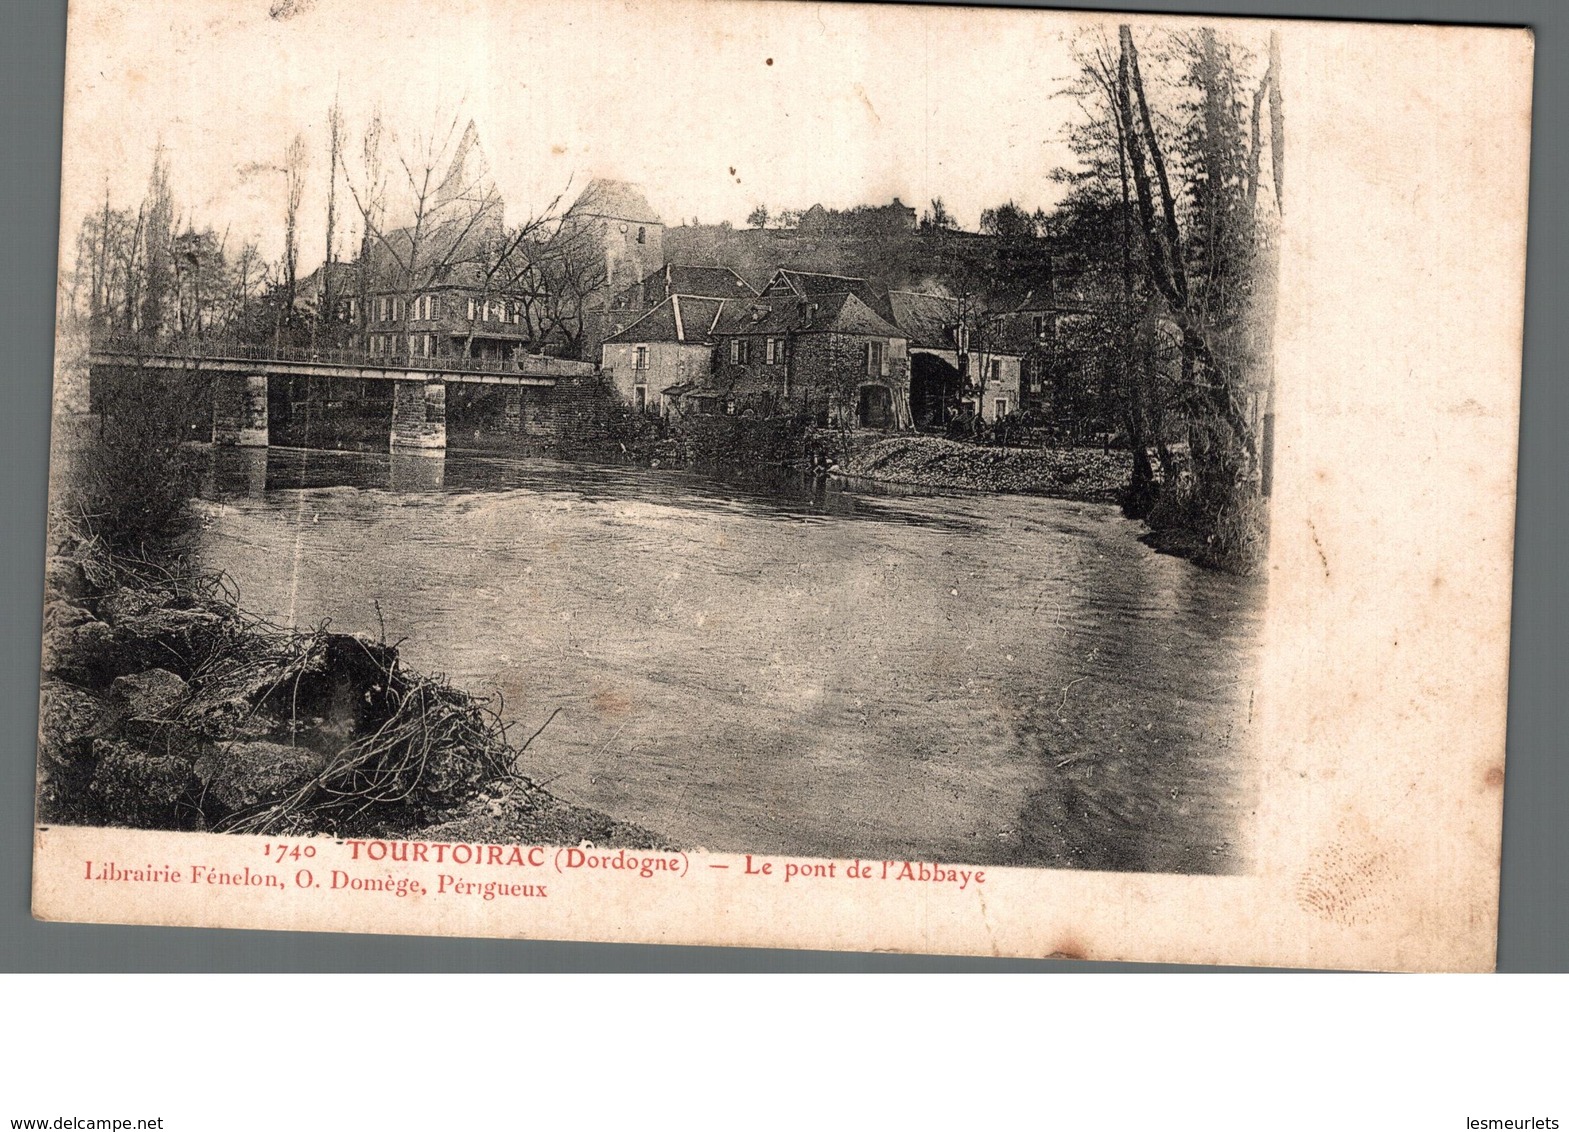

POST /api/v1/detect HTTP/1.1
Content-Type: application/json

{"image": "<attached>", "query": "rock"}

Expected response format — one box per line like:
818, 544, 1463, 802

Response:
194, 740, 328, 811
43, 600, 95, 633
113, 607, 224, 671
181, 693, 279, 742
110, 668, 188, 719
90, 739, 197, 829
97, 586, 173, 626
38, 680, 116, 768
44, 555, 88, 600
41, 617, 115, 683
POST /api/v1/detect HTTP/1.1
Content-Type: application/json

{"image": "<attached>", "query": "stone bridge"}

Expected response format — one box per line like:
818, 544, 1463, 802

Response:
87, 336, 598, 454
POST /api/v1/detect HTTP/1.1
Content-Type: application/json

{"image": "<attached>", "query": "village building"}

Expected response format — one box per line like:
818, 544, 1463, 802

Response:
602, 279, 914, 427
886, 290, 1026, 426
795, 198, 918, 235
699, 289, 912, 426
599, 264, 759, 415
709, 289, 912, 426
342, 123, 537, 364
600, 293, 727, 416
561, 178, 667, 361
560, 178, 666, 297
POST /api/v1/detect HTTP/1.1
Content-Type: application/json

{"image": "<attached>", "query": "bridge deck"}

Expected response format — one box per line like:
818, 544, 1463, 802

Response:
88, 341, 594, 386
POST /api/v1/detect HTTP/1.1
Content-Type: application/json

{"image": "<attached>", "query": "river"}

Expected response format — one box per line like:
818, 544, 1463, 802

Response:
194, 445, 1264, 874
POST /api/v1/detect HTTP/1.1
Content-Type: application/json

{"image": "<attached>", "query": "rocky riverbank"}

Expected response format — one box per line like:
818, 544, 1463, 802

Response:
838, 435, 1128, 502
37, 532, 663, 848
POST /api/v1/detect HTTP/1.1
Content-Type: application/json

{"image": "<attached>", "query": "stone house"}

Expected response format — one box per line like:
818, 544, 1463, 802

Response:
600, 294, 727, 416
706, 291, 912, 427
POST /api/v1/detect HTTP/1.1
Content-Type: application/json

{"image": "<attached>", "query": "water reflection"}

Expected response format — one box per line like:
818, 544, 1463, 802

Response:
202, 445, 977, 532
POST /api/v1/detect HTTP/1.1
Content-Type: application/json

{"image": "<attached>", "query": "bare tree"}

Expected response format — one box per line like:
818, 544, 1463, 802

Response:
526, 218, 609, 360
345, 108, 504, 359
281, 133, 308, 338
454, 187, 569, 360
317, 93, 345, 345
139, 147, 174, 340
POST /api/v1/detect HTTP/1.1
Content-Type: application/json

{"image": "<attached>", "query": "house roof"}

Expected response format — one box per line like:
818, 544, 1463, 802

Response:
809, 292, 905, 338
611, 263, 757, 310
710, 296, 795, 337
604, 295, 727, 345
362, 213, 509, 291
566, 178, 662, 225
653, 264, 756, 301
762, 268, 874, 301
887, 290, 963, 350
760, 268, 893, 320
711, 291, 905, 340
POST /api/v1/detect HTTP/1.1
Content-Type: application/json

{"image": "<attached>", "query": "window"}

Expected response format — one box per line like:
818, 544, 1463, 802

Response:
633, 385, 647, 414
637, 226, 646, 244
421, 333, 433, 358
634, 345, 648, 371
729, 339, 751, 366
467, 298, 477, 321
866, 340, 884, 376
995, 398, 1010, 418
766, 337, 786, 366
1033, 314, 1045, 337
990, 359, 1002, 382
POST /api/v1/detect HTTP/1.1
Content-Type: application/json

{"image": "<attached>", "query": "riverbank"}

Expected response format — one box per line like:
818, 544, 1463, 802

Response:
38, 529, 665, 848
838, 435, 1128, 503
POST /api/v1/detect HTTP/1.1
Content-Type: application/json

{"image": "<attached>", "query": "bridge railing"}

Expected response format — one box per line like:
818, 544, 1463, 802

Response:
88, 333, 587, 377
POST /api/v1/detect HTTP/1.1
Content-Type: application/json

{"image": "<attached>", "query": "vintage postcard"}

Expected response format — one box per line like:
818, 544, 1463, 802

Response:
32, 0, 1530, 970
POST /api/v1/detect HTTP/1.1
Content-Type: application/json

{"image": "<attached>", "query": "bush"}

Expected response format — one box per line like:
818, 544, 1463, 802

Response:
72, 368, 205, 555
681, 414, 810, 470
1198, 490, 1270, 575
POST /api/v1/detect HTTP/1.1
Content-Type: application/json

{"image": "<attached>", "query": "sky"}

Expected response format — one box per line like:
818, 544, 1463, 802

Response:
59, 0, 1106, 271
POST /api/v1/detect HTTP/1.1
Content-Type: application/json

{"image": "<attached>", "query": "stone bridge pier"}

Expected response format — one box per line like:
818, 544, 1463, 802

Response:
391, 379, 447, 453
213, 374, 269, 446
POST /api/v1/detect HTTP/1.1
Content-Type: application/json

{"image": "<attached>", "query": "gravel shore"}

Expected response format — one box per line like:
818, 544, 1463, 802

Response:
839, 435, 1129, 502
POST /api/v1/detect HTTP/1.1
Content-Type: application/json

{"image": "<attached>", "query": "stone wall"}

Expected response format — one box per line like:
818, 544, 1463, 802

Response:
791, 334, 912, 428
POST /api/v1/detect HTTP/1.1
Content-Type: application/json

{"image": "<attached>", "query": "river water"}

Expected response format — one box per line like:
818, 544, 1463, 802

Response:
194, 445, 1264, 874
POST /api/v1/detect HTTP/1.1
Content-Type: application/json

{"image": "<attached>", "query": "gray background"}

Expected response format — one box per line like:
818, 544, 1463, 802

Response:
1, 0, 1561, 972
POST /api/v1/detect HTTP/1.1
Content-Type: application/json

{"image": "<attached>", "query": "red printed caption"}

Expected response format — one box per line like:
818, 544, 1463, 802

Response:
77, 840, 985, 902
